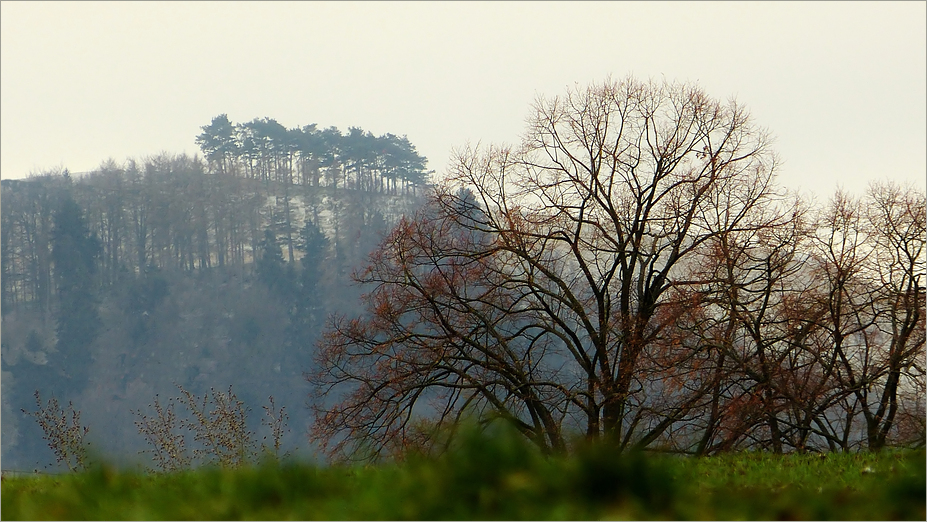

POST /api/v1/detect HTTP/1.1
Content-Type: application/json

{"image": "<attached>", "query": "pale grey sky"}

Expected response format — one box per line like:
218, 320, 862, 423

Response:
2, 1, 924, 199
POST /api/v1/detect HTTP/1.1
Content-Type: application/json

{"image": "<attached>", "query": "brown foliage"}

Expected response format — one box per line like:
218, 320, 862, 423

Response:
310, 76, 787, 459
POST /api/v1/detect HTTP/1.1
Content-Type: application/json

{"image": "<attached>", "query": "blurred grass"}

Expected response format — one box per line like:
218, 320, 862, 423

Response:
675, 448, 926, 520
3, 427, 924, 520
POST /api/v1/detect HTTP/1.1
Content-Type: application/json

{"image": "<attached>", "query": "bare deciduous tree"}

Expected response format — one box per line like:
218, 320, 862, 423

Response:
311, 76, 785, 458
859, 182, 926, 449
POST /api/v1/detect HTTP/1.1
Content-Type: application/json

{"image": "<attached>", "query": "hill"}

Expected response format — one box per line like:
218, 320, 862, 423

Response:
1, 153, 427, 470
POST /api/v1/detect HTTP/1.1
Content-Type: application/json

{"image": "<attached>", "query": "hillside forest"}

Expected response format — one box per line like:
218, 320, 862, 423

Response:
2, 116, 430, 469
2, 78, 925, 472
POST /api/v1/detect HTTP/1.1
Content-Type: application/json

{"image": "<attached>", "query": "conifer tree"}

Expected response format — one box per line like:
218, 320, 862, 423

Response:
290, 219, 329, 350
51, 196, 101, 395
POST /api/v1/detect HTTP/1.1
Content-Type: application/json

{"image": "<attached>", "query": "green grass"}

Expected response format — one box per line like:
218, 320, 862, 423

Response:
3, 429, 924, 520
677, 449, 926, 520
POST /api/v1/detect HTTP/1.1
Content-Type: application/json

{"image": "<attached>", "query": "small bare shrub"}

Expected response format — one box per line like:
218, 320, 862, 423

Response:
132, 395, 191, 472
134, 385, 289, 471
261, 395, 290, 460
22, 391, 91, 472
177, 385, 255, 468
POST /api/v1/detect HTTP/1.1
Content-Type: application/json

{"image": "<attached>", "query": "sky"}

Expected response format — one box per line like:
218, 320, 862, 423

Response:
1, 1, 924, 200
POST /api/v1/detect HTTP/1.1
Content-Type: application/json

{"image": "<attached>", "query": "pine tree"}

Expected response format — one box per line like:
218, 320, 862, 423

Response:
51, 196, 101, 395
255, 229, 289, 293
290, 219, 329, 350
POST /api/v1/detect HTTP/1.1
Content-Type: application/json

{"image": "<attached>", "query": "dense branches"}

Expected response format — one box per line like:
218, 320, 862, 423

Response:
310, 77, 925, 459
311, 196, 574, 458
314, 77, 865, 458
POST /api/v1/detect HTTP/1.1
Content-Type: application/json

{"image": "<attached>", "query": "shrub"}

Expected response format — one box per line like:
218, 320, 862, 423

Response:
21, 391, 91, 472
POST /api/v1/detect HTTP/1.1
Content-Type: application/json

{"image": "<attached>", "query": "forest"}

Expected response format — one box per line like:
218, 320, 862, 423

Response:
2, 78, 925, 474
1, 116, 430, 469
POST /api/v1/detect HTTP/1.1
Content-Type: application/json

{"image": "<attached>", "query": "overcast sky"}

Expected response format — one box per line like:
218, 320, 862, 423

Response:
2, 1, 924, 200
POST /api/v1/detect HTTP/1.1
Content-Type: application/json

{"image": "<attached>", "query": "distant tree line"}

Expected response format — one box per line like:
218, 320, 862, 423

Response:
1, 119, 430, 468
195, 114, 432, 194
2, 145, 427, 312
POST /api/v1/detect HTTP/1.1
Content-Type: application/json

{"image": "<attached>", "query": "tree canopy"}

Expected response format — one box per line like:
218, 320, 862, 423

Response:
195, 115, 432, 194
310, 76, 925, 459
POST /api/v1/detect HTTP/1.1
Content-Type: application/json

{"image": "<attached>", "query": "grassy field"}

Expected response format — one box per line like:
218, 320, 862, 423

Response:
3, 429, 924, 520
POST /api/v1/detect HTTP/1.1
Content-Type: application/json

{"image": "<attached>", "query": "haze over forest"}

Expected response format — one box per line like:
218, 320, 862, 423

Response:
2, 75, 924, 471
2, 114, 432, 468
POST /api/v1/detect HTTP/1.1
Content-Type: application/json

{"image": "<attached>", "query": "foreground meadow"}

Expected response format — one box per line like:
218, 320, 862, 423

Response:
3, 430, 924, 520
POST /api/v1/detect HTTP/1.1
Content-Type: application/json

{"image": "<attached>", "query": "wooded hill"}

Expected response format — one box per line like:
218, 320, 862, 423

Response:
1, 117, 430, 470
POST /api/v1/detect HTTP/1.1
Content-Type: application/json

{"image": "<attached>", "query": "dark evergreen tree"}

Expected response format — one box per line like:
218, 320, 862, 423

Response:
295, 124, 324, 186
297, 219, 328, 295
51, 196, 102, 396
289, 219, 329, 353
255, 229, 292, 295
195, 114, 238, 176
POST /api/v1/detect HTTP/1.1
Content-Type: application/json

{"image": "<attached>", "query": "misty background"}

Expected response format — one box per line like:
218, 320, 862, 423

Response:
1, 1, 925, 469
